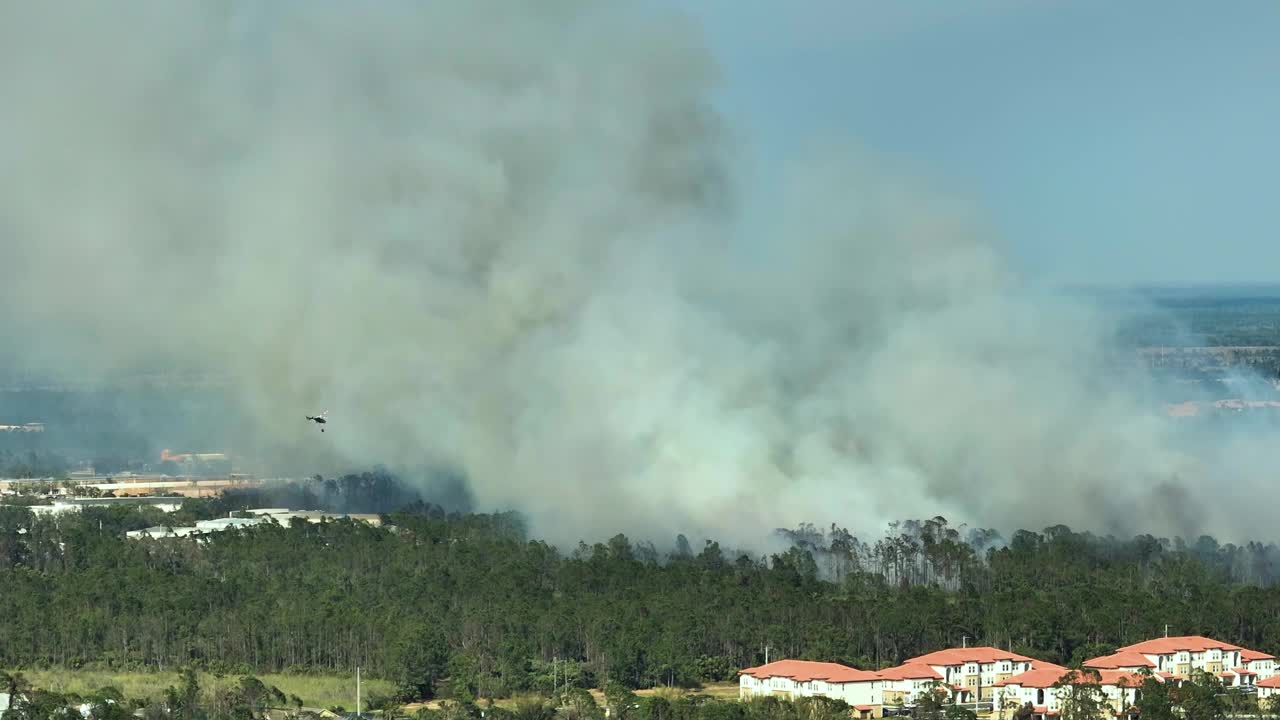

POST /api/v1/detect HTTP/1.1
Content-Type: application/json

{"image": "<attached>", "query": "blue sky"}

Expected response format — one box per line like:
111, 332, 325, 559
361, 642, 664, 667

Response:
656, 0, 1280, 287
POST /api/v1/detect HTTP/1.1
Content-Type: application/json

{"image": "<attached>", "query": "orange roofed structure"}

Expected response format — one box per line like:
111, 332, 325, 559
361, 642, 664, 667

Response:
1258, 675, 1280, 703
1084, 635, 1277, 687
996, 666, 1148, 720
738, 660, 882, 717
875, 663, 949, 707
1241, 649, 1278, 682
736, 639, 1280, 720
738, 646, 1053, 714
1083, 651, 1156, 671
739, 659, 880, 684
904, 647, 1039, 702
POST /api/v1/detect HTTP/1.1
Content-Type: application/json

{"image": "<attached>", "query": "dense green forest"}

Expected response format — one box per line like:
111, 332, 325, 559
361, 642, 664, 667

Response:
3, 473, 1280, 708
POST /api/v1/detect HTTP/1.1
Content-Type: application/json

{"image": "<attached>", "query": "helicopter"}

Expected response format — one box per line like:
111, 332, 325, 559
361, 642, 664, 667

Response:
305, 410, 329, 432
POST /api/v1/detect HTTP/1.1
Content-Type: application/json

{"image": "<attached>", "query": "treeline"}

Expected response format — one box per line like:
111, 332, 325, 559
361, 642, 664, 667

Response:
774, 518, 1280, 590
215, 470, 431, 515
3, 481, 1280, 703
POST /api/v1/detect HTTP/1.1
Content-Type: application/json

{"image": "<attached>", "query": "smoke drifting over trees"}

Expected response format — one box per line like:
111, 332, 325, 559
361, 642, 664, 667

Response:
1, 1, 1277, 550
3, 501, 1280, 690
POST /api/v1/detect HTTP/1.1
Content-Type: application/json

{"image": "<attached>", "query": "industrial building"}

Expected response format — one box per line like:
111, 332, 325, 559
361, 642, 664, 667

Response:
125, 508, 381, 540
12, 496, 185, 515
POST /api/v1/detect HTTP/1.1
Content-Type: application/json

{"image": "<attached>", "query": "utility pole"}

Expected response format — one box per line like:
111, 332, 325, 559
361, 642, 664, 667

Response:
765, 644, 771, 664
357, 666, 361, 717
1165, 624, 1170, 638
962, 636, 969, 649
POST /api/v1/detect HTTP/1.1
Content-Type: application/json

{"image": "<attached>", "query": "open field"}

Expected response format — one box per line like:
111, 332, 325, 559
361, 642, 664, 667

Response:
403, 683, 741, 713
613, 683, 740, 703
8, 669, 392, 710
9, 670, 734, 712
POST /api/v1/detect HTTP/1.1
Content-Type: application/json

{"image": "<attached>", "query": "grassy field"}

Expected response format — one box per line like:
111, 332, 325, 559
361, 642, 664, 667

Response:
9, 669, 392, 710
12, 670, 736, 713
403, 682, 740, 713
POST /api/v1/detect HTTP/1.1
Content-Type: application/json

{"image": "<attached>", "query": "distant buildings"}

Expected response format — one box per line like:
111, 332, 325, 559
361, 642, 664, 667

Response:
160, 449, 230, 464
903, 647, 1037, 703
739, 647, 1056, 717
738, 660, 883, 719
1088, 636, 1277, 687
738, 636, 1278, 719
158, 449, 233, 476
0, 496, 188, 515
125, 507, 382, 540
995, 666, 1140, 720
127, 516, 263, 539
1244, 649, 1278, 680
89, 477, 259, 497
0, 477, 260, 508
0, 422, 44, 432
21, 496, 185, 515
875, 663, 948, 706
242, 508, 383, 526
1260, 675, 1280, 702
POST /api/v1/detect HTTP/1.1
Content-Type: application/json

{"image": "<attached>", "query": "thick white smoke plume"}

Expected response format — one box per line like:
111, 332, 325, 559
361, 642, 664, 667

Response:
0, 1, 1271, 548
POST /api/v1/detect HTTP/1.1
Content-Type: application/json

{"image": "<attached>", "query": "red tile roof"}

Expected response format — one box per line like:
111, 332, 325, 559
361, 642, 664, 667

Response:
1259, 676, 1280, 689
997, 667, 1148, 689
995, 667, 1069, 689
1098, 671, 1154, 688
739, 659, 880, 683
906, 647, 1036, 666
1117, 636, 1242, 655
876, 663, 943, 681
1084, 651, 1157, 669
1243, 649, 1276, 662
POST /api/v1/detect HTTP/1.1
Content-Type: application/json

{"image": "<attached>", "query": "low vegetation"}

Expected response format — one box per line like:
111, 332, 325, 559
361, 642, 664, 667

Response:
3, 668, 392, 711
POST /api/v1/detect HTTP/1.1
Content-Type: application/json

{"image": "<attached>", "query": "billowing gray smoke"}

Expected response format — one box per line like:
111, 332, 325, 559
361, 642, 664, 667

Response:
0, 1, 1272, 549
